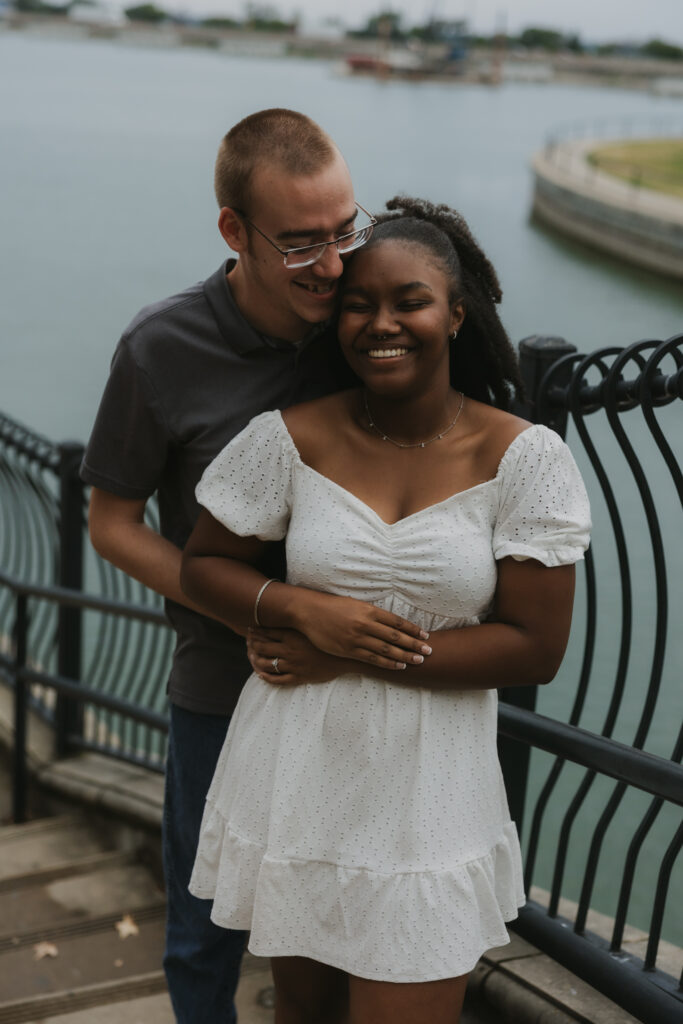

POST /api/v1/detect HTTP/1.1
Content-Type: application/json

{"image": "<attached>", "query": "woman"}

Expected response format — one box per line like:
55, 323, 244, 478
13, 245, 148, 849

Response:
181, 197, 591, 1024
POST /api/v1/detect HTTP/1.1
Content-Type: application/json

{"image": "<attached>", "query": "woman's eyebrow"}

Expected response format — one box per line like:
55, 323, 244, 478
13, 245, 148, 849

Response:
343, 281, 433, 297
396, 281, 433, 293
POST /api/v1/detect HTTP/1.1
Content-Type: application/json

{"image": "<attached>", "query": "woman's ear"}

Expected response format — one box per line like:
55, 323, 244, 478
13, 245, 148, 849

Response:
218, 207, 248, 253
450, 300, 466, 335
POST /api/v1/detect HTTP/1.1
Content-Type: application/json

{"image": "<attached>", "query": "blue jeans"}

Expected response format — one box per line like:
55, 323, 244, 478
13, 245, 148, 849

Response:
163, 704, 247, 1023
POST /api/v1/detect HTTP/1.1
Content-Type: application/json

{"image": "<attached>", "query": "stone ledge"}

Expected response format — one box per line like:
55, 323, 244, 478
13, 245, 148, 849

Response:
37, 753, 164, 830
470, 933, 641, 1024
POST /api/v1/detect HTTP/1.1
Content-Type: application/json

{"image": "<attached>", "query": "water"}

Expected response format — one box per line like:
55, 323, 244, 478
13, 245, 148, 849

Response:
1, 31, 681, 948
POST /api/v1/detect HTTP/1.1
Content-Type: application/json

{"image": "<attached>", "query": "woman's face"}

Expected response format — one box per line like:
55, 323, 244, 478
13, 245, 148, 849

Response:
337, 239, 464, 398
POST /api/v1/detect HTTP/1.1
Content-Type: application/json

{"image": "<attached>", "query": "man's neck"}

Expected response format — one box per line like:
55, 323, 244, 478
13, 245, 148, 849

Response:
227, 261, 315, 345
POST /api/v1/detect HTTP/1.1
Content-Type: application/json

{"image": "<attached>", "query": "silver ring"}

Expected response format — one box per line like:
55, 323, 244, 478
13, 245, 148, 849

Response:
271, 657, 281, 674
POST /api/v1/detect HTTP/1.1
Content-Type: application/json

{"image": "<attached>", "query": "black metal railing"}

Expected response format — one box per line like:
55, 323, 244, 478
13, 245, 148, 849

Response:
0, 333, 681, 1024
499, 332, 683, 1024
0, 412, 174, 769
4, 575, 170, 823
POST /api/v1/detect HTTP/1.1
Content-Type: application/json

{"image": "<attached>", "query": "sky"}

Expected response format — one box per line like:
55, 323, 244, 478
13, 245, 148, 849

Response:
166, 0, 683, 46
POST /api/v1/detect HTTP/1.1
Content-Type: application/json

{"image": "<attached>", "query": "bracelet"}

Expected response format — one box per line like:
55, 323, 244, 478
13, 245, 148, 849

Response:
253, 578, 277, 627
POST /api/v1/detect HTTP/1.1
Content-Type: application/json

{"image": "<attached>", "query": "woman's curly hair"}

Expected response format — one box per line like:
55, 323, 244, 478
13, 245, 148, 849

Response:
365, 196, 524, 409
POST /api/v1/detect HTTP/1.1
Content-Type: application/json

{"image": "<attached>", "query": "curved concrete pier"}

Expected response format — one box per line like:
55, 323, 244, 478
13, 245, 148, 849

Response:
531, 139, 683, 280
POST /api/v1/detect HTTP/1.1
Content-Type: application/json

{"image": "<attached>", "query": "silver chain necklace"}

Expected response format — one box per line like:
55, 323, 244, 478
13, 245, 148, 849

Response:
363, 390, 465, 449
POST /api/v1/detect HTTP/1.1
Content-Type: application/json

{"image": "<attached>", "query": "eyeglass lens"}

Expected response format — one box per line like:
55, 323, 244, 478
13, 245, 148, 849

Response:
284, 226, 373, 268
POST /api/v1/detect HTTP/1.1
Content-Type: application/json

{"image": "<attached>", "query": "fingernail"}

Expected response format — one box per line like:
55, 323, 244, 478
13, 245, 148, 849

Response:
397, 662, 407, 669
421, 645, 432, 655
419, 630, 430, 639
412, 654, 424, 664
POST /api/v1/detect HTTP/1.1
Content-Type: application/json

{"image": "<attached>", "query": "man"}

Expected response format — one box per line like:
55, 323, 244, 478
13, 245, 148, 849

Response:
80, 108, 374, 1023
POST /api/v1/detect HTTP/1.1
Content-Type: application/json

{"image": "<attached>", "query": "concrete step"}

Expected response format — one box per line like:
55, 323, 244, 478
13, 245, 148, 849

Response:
0, 859, 164, 946
0, 908, 166, 1018
0, 971, 167, 1024
18, 952, 277, 1024
0, 815, 117, 887
0, 814, 167, 1023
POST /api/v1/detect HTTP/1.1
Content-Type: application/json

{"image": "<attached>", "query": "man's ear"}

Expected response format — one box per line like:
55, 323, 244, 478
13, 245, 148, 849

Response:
218, 207, 248, 253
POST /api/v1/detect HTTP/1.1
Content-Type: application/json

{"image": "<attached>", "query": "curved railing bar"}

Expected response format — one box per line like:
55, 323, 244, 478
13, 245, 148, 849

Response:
613, 723, 683, 951
2, 462, 60, 717
639, 335, 683, 503
574, 340, 670, 935
646, 819, 683, 970
608, 335, 682, 950
545, 347, 634, 916
523, 551, 597, 891
523, 351, 598, 889
24, 471, 60, 682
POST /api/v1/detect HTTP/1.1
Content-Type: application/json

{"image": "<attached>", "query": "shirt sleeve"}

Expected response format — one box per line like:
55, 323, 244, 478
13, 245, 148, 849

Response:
80, 335, 171, 499
493, 425, 591, 567
195, 411, 294, 541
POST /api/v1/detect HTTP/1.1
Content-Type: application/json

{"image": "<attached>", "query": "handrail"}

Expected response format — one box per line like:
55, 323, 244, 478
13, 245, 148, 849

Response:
0, 568, 168, 625
498, 704, 683, 807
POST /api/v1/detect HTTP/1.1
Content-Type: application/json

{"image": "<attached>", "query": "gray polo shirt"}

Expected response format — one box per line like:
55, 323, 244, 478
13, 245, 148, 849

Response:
81, 260, 352, 716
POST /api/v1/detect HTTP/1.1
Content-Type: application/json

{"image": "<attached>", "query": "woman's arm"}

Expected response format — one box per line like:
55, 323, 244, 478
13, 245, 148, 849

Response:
248, 557, 576, 691
181, 509, 432, 668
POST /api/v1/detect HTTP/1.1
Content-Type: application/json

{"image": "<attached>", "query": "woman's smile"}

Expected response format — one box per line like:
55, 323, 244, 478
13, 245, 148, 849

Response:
364, 345, 414, 359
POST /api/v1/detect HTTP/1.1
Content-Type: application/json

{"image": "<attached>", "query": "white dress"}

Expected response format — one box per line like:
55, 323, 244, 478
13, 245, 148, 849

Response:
189, 410, 591, 982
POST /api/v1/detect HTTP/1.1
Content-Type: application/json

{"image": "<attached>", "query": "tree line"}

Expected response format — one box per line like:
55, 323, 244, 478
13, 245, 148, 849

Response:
8, 0, 683, 59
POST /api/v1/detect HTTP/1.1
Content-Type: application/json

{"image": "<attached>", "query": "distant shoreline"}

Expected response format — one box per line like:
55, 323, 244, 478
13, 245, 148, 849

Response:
4, 12, 683, 95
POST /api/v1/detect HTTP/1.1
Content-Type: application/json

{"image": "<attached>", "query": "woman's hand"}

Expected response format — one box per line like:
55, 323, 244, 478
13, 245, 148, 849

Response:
270, 589, 432, 670
247, 628, 352, 686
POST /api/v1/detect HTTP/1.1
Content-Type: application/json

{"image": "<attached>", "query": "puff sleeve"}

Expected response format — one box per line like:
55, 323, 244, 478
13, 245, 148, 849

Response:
195, 411, 294, 541
492, 425, 591, 567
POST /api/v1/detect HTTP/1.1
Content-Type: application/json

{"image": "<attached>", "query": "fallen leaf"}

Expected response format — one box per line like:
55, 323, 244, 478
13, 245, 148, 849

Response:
115, 914, 139, 939
33, 941, 58, 960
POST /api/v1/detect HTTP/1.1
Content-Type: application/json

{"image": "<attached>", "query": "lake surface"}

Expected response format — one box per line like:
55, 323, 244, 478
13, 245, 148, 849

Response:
1, 30, 681, 947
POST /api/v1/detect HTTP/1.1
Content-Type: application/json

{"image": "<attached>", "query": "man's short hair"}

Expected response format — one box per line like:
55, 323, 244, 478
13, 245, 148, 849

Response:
214, 108, 337, 212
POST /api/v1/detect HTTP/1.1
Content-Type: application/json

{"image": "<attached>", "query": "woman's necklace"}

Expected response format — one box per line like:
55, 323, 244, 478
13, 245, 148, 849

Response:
363, 390, 465, 449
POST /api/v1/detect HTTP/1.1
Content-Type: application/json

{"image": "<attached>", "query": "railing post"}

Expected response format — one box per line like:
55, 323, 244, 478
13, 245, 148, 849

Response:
500, 335, 578, 832
55, 442, 85, 759
12, 592, 29, 824
515, 334, 578, 439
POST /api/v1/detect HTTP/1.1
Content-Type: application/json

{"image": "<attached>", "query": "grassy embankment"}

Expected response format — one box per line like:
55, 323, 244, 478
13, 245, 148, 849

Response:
587, 139, 683, 198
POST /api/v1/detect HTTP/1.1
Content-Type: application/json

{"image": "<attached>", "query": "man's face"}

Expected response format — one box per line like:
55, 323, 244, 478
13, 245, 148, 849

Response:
232, 153, 359, 341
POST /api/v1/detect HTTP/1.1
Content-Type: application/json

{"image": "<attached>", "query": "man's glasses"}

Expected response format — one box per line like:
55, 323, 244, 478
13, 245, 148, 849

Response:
235, 202, 376, 269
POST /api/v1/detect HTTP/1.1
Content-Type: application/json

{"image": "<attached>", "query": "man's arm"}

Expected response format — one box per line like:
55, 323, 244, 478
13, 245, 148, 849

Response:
88, 487, 209, 615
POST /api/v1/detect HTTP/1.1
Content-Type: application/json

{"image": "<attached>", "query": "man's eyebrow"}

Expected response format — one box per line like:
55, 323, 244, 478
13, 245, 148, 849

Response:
276, 213, 357, 243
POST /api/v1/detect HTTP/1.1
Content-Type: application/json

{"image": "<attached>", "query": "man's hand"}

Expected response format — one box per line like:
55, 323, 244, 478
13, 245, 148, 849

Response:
247, 627, 354, 686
